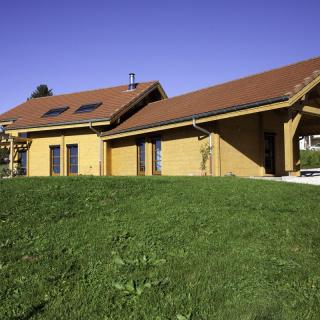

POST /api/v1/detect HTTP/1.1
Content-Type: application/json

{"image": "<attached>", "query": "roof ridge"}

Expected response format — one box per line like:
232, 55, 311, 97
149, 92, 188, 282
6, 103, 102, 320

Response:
28, 80, 158, 101
149, 56, 320, 106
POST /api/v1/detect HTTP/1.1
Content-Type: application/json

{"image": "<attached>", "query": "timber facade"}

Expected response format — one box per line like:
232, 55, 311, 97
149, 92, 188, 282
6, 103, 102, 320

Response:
1, 57, 320, 177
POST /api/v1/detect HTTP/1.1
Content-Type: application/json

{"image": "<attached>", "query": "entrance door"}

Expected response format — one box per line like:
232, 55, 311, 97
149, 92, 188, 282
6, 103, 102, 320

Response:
264, 133, 275, 174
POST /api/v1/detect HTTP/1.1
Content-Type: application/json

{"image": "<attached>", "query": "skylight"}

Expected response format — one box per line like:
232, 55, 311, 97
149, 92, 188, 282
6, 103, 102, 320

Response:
74, 102, 102, 114
42, 106, 69, 117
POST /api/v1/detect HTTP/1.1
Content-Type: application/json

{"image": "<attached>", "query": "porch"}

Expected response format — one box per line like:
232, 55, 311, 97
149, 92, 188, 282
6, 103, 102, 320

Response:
0, 133, 32, 177
284, 83, 320, 176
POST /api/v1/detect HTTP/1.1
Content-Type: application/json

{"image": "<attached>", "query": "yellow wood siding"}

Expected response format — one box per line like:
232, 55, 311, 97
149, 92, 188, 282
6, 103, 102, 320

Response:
108, 111, 289, 177
110, 137, 137, 176
162, 127, 209, 176
5, 110, 295, 177
27, 129, 101, 176
219, 114, 261, 176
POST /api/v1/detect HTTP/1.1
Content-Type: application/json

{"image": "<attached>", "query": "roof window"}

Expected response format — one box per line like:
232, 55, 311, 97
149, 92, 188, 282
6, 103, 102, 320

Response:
74, 102, 102, 114
42, 106, 69, 117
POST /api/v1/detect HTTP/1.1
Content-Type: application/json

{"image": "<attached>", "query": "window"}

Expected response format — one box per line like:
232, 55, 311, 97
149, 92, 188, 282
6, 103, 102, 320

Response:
74, 102, 102, 114
152, 137, 161, 175
50, 146, 61, 176
264, 133, 276, 174
137, 139, 146, 175
67, 144, 78, 176
18, 132, 28, 175
18, 132, 28, 138
42, 107, 69, 117
18, 151, 27, 176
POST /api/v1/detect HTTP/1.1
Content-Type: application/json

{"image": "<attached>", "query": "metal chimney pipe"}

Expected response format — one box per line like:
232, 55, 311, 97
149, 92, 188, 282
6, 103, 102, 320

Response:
128, 73, 136, 90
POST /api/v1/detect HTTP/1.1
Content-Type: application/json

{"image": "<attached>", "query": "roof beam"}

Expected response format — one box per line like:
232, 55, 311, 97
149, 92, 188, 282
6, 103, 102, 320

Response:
302, 105, 320, 117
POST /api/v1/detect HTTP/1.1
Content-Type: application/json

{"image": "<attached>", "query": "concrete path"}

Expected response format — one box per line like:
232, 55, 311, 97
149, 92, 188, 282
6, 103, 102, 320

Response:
250, 168, 320, 186
281, 169, 320, 186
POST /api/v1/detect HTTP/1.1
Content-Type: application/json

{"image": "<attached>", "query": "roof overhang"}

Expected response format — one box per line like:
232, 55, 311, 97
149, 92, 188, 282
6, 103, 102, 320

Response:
0, 118, 17, 126
4, 118, 111, 133
0, 82, 166, 134
101, 74, 320, 141
102, 97, 290, 140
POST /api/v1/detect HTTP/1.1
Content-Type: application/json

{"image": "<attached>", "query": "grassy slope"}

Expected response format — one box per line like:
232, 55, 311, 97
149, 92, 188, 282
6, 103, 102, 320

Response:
1, 177, 320, 320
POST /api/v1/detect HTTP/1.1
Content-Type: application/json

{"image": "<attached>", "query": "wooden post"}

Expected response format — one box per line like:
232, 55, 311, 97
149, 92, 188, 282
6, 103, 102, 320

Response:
9, 138, 14, 177
284, 109, 302, 175
145, 139, 153, 176
258, 113, 265, 176
61, 134, 65, 176
99, 139, 103, 176
27, 142, 30, 177
213, 123, 221, 176
104, 141, 111, 176
284, 115, 294, 173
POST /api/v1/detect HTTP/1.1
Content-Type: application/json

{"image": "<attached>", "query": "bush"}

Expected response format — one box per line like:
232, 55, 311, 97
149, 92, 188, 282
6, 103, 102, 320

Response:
300, 150, 320, 168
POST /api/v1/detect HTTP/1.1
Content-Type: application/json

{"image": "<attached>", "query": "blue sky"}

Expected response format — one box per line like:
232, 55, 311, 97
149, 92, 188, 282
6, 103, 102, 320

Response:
0, 0, 319, 113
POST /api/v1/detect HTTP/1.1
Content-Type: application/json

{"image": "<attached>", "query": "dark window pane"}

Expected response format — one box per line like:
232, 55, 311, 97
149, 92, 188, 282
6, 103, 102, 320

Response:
137, 140, 145, 174
53, 147, 60, 157
69, 146, 78, 157
19, 152, 27, 168
50, 147, 60, 175
18, 132, 28, 138
74, 103, 102, 113
156, 139, 161, 151
153, 138, 161, 173
53, 157, 60, 165
70, 165, 78, 174
53, 166, 60, 174
155, 161, 161, 171
43, 107, 68, 117
70, 157, 78, 165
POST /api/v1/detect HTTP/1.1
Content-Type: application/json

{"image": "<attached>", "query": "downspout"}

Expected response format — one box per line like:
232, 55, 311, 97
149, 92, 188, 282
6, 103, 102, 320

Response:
192, 118, 212, 176
89, 122, 103, 176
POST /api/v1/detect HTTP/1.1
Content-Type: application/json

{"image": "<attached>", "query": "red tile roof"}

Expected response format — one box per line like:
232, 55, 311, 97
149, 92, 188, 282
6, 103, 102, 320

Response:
105, 57, 320, 136
0, 81, 159, 130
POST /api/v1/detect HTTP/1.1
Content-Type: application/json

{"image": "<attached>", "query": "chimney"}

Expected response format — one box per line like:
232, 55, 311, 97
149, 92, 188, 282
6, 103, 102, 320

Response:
128, 73, 136, 90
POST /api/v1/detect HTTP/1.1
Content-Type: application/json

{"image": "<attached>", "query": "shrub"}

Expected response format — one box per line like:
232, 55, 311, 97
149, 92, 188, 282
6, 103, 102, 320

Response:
200, 142, 211, 171
300, 150, 320, 168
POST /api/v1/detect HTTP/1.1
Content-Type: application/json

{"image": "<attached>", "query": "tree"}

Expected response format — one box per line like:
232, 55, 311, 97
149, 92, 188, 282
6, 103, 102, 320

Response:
29, 84, 53, 99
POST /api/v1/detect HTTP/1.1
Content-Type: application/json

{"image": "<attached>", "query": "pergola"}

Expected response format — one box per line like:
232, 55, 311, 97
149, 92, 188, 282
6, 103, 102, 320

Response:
0, 133, 32, 176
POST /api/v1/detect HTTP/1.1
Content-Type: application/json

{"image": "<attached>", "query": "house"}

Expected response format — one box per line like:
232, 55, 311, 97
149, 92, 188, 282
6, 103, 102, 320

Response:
0, 76, 166, 176
1, 57, 320, 177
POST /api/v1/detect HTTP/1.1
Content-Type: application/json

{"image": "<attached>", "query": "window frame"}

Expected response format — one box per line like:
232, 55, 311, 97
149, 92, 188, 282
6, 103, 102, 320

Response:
18, 151, 27, 176
50, 145, 61, 176
264, 132, 276, 175
18, 132, 28, 176
74, 102, 102, 114
152, 137, 162, 175
136, 138, 146, 176
67, 144, 78, 176
42, 106, 69, 118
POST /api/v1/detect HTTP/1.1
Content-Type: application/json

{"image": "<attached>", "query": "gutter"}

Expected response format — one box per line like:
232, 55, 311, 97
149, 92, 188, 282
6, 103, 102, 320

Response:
192, 118, 212, 176
6, 117, 111, 131
102, 96, 289, 137
89, 122, 103, 176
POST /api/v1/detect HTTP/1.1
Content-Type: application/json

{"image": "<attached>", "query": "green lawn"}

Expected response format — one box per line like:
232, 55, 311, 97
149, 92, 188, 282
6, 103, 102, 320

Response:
1, 177, 320, 319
